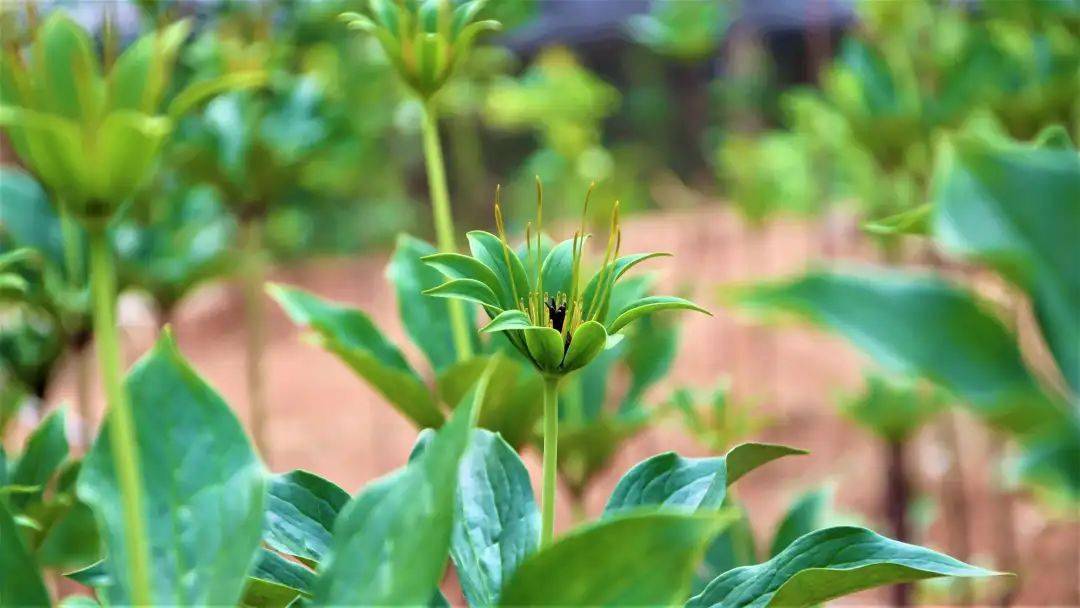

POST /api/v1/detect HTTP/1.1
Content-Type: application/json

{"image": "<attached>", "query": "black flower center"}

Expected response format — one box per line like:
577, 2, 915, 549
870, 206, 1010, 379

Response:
546, 297, 567, 333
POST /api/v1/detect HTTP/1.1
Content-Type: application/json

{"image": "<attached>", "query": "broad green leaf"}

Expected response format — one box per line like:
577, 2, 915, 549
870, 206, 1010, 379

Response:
312, 361, 492, 605
424, 278, 502, 310
10, 408, 68, 509
250, 548, 314, 596
687, 526, 1003, 608
166, 71, 267, 121
77, 333, 266, 606
622, 313, 680, 410
0, 499, 50, 606
499, 512, 733, 607
932, 136, 1080, 393
604, 443, 805, 515
725, 443, 808, 485
264, 470, 349, 565
731, 269, 1078, 495
63, 560, 110, 588
481, 309, 532, 333
0, 167, 73, 272
390, 235, 469, 373
561, 320, 607, 372
467, 231, 531, 310
269, 284, 443, 428
451, 430, 540, 607
608, 295, 709, 334
768, 487, 830, 558
241, 577, 305, 608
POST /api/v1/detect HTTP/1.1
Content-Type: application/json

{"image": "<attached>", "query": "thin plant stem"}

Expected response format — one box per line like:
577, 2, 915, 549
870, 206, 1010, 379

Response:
885, 438, 911, 607
540, 375, 561, 548
421, 101, 473, 360
242, 218, 270, 462
88, 229, 152, 606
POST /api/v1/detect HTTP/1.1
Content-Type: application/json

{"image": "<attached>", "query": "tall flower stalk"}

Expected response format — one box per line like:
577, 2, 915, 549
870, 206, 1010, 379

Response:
87, 228, 153, 604
342, 0, 500, 361
424, 183, 709, 545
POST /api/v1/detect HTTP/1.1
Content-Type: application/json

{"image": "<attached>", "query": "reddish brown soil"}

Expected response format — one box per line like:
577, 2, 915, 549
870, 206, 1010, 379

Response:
37, 207, 1079, 606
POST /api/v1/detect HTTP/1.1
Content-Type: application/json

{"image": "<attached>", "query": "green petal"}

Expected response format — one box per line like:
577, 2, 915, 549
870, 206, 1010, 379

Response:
582, 252, 671, 321
560, 320, 607, 372
424, 278, 502, 310
421, 252, 503, 302
523, 327, 565, 374
540, 238, 576, 299
608, 296, 710, 334
467, 231, 531, 310
481, 309, 532, 333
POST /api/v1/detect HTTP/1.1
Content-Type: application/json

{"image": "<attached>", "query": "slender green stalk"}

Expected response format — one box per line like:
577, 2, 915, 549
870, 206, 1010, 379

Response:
88, 229, 152, 606
540, 375, 561, 548
421, 101, 473, 360
242, 218, 270, 461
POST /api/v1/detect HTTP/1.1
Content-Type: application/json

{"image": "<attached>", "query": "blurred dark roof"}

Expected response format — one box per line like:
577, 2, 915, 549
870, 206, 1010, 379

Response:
500, 0, 856, 54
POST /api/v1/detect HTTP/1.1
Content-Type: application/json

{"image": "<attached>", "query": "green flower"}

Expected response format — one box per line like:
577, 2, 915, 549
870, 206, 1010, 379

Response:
341, 0, 500, 100
423, 183, 709, 377
0, 12, 261, 228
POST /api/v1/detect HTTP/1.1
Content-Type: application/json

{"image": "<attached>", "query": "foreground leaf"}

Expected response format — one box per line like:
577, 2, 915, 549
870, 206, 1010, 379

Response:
604, 443, 806, 515
0, 499, 50, 606
269, 284, 443, 428
768, 487, 830, 557
312, 362, 492, 605
9, 408, 68, 509
452, 430, 540, 607
499, 511, 733, 607
264, 470, 349, 565
77, 334, 266, 606
687, 526, 1003, 608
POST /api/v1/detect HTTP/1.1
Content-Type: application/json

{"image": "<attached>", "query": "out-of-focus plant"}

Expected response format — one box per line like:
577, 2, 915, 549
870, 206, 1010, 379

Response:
0, 10, 260, 603
625, 0, 730, 61
731, 133, 1080, 506
665, 379, 769, 454
720, 0, 1079, 232
485, 47, 657, 221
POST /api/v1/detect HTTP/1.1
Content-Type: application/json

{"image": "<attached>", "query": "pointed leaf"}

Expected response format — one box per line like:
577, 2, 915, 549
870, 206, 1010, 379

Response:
269, 284, 443, 428
312, 362, 492, 605
421, 251, 502, 306
582, 252, 671, 321
499, 512, 733, 607
77, 334, 266, 606
467, 231, 531, 310
424, 278, 502, 310
481, 309, 532, 333
437, 355, 544, 449
108, 20, 191, 113
608, 295, 710, 334
687, 526, 1004, 608
604, 443, 805, 515
250, 548, 315, 594
451, 430, 540, 607
539, 238, 576, 299
264, 470, 349, 565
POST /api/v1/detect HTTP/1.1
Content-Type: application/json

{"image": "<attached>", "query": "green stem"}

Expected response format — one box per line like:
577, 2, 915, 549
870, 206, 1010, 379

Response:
540, 375, 561, 548
88, 229, 152, 606
242, 219, 270, 462
421, 101, 473, 360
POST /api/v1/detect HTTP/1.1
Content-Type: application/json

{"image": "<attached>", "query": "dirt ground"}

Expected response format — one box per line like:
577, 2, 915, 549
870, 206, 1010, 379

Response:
40, 206, 1079, 606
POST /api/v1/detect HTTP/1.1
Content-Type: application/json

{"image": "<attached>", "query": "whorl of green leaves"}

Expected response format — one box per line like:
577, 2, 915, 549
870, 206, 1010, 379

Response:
0, 12, 262, 228
341, 0, 501, 100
